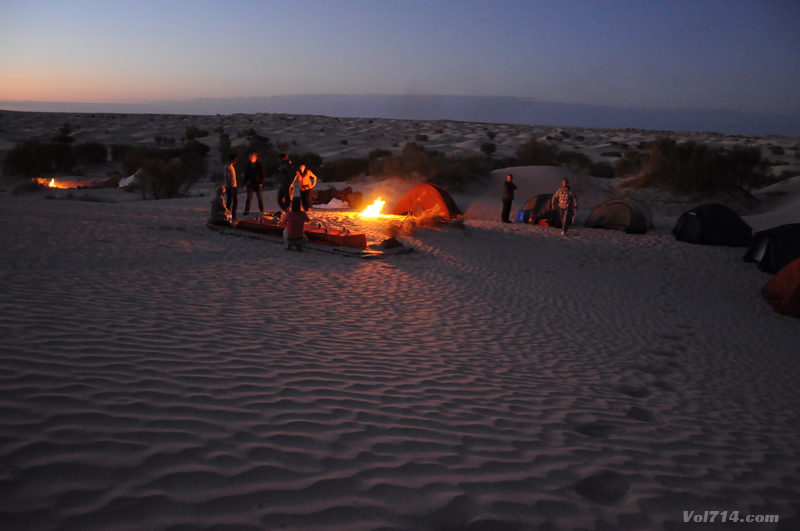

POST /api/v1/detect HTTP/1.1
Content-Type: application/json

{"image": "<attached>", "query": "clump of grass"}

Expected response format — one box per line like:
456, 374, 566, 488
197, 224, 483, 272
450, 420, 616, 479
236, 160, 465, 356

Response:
414, 134, 428, 142
185, 125, 208, 140
559, 131, 571, 138
487, 131, 497, 140
630, 137, 770, 193
601, 151, 622, 157
3, 139, 75, 176
769, 146, 785, 155
480, 142, 496, 155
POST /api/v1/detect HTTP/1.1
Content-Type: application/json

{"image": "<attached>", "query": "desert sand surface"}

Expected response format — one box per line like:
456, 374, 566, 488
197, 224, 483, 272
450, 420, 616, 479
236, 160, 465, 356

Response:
1, 111, 800, 531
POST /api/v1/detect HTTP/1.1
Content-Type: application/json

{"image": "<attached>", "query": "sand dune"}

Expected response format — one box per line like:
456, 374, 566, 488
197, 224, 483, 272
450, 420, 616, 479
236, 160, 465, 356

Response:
2, 165, 799, 530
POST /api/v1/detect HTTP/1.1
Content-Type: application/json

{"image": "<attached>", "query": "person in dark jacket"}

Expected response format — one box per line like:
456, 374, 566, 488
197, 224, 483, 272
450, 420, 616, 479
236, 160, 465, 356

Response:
242, 151, 265, 215
502, 174, 517, 223
277, 153, 297, 212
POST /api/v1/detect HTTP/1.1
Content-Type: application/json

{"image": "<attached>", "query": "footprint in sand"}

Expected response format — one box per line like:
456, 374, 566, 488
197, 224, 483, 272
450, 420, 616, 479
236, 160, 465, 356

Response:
615, 384, 650, 398
575, 422, 618, 438
626, 406, 655, 422
575, 470, 631, 504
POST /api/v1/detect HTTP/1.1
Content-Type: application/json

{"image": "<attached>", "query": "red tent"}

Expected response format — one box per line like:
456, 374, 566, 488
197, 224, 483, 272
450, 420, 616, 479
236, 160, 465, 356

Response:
390, 184, 462, 218
762, 258, 800, 318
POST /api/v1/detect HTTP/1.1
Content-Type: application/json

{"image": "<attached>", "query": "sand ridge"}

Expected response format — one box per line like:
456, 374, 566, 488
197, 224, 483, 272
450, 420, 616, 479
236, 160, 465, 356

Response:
1, 168, 799, 530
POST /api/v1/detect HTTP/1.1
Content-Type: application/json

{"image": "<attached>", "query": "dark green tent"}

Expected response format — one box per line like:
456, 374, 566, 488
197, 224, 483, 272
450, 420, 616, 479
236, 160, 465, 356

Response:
584, 198, 653, 234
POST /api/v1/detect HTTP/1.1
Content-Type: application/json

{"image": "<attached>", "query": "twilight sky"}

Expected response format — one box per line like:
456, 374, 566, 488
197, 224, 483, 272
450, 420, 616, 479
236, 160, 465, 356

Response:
1, 0, 799, 116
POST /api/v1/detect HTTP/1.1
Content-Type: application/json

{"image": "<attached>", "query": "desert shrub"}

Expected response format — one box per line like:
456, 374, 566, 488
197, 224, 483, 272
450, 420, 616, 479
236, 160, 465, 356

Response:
500, 156, 518, 167
319, 157, 369, 182
12, 179, 43, 194
218, 134, 232, 163
590, 161, 616, 179
556, 151, 592, 173
768, 160, 788, 166
52, 123, 75, 144
155, 135, 175, 146
248, 134, 273, 156
601, 151, 622, 157
614, 150, 645, 177
137, 157, 205, 199
213, 125, 224, 134
796, 151, 800, 159
559, 131, 571, 138
487, 131, 497, 140
434, 129, 443, 134
2, 139, 75, 176
480, 142, 497, 155
545, 136, 554, 140
183, 140, 211, 158
73, 142, 107, 164
779, 170, 800, 180
368, 148, 393, 160
111, 144, 132, 162
769, 146, 785, 155
120, 146, 182, 176
633, 137, 770, 193
340, 139, 348, 145
290, 152, 323, 172
414, 134, 428, 142
515, 139, 559, 166
185, 125, 209, 140
426, 154, 497, 191
575, 136, 585, 141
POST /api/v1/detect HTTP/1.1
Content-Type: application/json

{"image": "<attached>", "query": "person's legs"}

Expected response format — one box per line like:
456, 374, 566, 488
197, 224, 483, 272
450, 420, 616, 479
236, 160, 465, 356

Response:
561, 207, 573, 233
300, 189, 310, 211
256, 185, 264, 212
294, 236, 309, 251
244, 186, 253, 214
283, 229, 290, 250
227, 186, 238, 219
278, 185, 290, 211
501, 200, 512, 223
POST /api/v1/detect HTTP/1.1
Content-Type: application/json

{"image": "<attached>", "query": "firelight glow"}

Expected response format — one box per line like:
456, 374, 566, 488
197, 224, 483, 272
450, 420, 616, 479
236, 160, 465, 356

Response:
359, 198, 386, 218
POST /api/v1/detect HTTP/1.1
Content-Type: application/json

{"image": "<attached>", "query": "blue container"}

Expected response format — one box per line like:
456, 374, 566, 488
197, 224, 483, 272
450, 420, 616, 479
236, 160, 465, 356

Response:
516, 210, 531, 223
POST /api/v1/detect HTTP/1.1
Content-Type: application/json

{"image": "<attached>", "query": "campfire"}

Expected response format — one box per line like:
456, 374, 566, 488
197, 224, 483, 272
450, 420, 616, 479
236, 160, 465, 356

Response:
359, 197, 386, 218
36, 178, 67, 189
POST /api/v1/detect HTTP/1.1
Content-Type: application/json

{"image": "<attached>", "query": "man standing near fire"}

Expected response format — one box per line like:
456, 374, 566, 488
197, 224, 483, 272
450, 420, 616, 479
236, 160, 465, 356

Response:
277, 153, 297, 212
224, 153, 238, 220
552, 179, 578, 235
297, 164, 318, 211
242, 150, 265, 215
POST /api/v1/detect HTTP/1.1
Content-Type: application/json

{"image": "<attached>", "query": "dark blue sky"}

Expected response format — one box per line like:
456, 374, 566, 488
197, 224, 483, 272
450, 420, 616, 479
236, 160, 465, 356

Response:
1, 0, 798, 117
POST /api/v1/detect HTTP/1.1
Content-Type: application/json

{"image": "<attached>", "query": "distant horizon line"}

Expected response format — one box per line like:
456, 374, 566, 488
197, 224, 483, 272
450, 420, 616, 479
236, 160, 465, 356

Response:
2, 94, 799, 137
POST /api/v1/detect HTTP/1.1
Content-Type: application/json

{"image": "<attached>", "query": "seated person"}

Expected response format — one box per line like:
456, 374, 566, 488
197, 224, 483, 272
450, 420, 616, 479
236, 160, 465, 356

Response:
280, 197, 310, 251
208, 185, 233, 227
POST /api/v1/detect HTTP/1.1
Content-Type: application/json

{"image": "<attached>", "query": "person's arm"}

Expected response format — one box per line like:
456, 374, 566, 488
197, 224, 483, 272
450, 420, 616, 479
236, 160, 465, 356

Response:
309, 170, 317, 189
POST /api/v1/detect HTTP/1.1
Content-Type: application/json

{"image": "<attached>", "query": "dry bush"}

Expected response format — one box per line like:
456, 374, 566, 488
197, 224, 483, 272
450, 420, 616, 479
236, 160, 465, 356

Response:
480, 142, 497, 155
137, 157, 205, 199
769, 146, 785, 155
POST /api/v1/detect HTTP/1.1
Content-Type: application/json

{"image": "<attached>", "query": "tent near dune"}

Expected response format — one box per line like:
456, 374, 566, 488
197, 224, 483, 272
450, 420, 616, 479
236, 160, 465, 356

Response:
390, 183, 462, 219
584, 198, 653, 234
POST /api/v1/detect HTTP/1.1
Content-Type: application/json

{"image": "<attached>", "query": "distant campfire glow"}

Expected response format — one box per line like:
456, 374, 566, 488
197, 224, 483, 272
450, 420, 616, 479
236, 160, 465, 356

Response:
359, 197, 386, 217
36, 178, 68, 189
49, 179, 55, 187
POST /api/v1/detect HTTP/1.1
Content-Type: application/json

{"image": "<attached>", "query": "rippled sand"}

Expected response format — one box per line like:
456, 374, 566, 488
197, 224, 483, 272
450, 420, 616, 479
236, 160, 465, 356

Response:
1, 169, 799, 531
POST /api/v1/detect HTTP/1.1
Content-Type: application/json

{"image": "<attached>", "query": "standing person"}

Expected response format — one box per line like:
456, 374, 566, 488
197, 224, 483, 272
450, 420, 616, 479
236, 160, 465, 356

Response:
297, 164, 318, 211
242, 151, 265, 215
224, 153, 238, 220
277, 153, 297, 212
280, 197, 310, 251
502, 173, 517, 223
552, 179, 578, 235
208, 185, 233, 227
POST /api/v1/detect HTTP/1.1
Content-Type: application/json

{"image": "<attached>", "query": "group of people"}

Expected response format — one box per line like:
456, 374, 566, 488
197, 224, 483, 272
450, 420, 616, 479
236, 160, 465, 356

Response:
502, 174, 578, 235
208, 151, 317, 251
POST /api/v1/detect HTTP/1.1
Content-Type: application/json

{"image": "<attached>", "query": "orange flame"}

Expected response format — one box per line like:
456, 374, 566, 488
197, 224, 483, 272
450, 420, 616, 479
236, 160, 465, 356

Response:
359, 197, 386, 217
49, 179, 55, 187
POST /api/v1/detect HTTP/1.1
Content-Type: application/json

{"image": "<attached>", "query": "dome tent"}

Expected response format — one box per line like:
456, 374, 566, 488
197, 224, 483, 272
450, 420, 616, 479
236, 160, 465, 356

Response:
672, 203, 752, 247
743, 224, 800, 274
584, 198, 653, 234
390, 184, 462, 218
516, 194, 556, 224
762, 258, 800, 318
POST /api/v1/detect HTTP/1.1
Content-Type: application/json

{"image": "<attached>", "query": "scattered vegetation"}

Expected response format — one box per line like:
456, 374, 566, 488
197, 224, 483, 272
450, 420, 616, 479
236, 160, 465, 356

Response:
487, 131, 497, 140
52, 123, 75, 144
2, 139, 75, 176
480, 142, 497, 155
559, 131, 571, 138
630, 137, 770, 193
155, 135, 176, 146
184, 125, 209, 140
414, 134, 429, 142
73, 142, 108, 164
769, 146, 785, 155
601, 151, 622, 157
